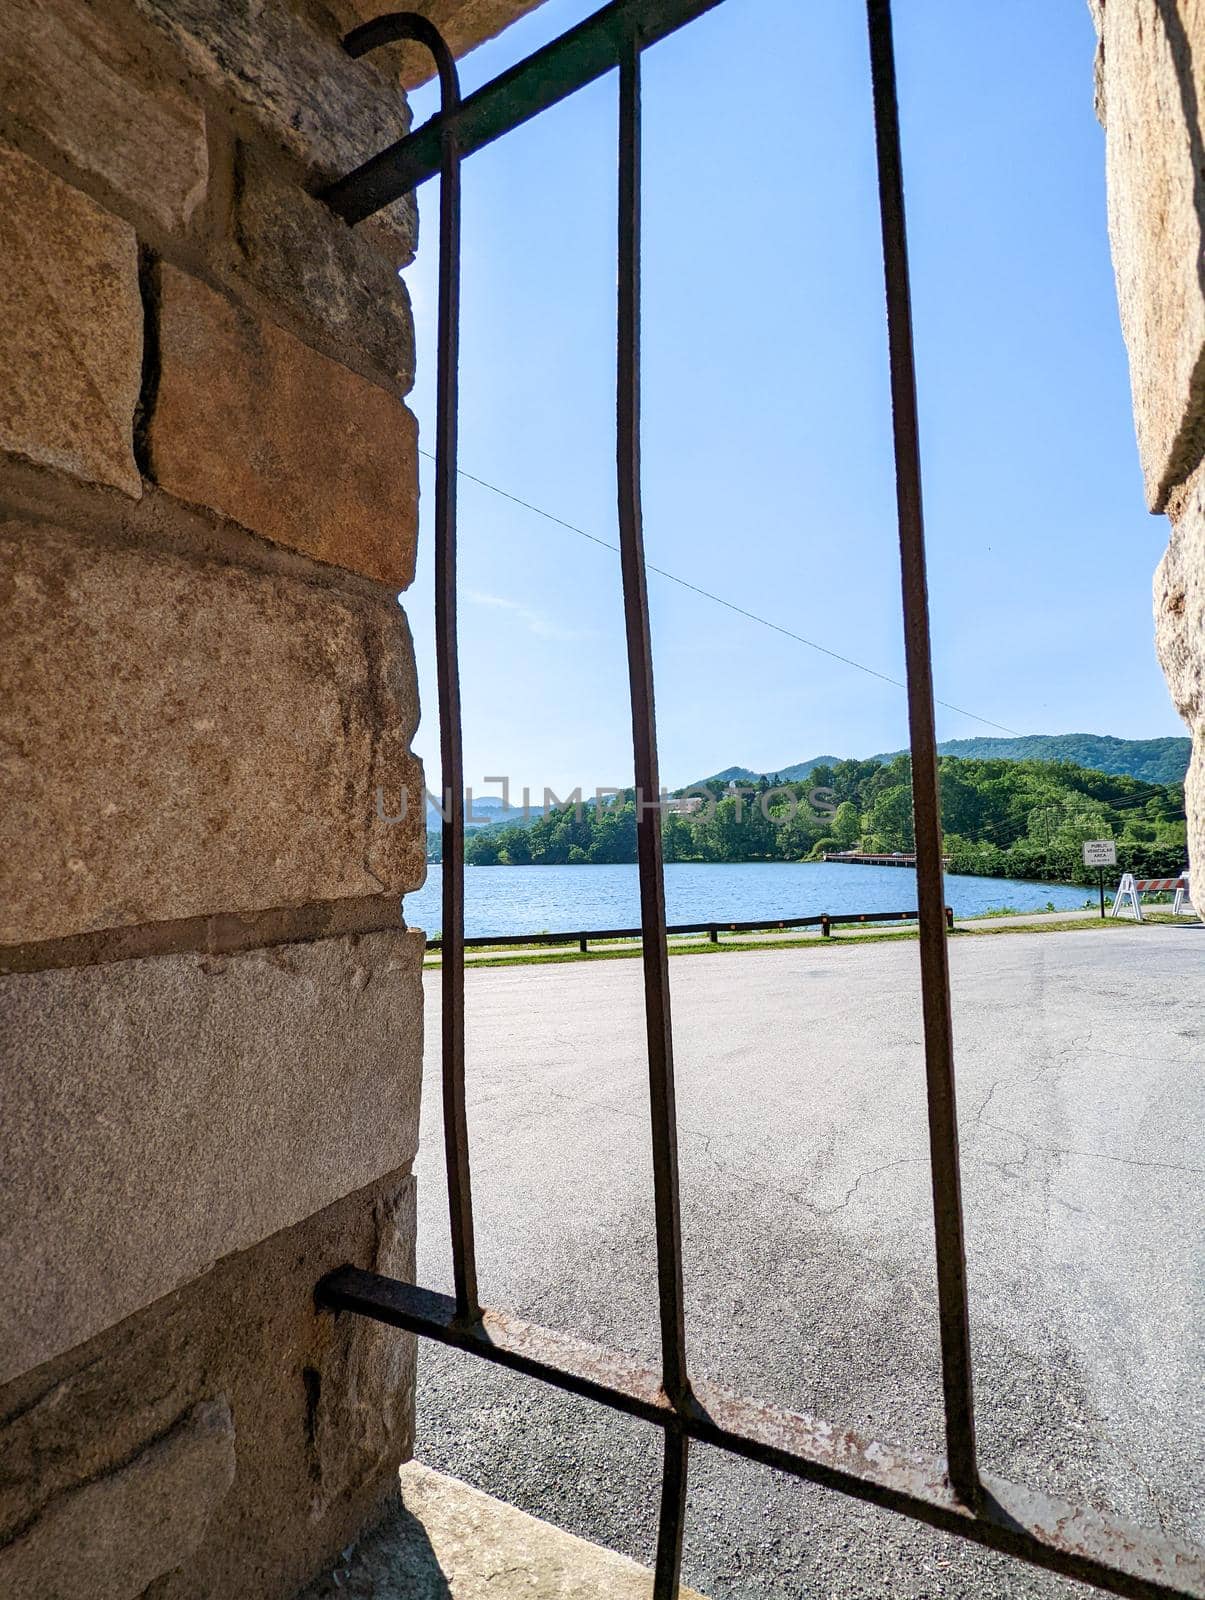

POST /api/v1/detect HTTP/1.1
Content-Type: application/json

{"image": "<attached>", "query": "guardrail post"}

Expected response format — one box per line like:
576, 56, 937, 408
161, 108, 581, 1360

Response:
579, 935, 588, 954
820, 914, 831, 939
945, 906, 954, 931
709, 925, 718, 944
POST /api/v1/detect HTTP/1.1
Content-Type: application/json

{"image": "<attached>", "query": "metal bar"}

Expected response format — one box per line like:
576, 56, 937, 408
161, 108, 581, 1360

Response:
323, 0, 726, 222
430, 26, 479, 1326
865, 0, 978, 1504
318, 1270, 1205, 1600
617, 38, 692, 1588
424, 909, 932, 949
655, 1428, 689, 1600
616, 22, 690, 1416
353, 14, 479, 1321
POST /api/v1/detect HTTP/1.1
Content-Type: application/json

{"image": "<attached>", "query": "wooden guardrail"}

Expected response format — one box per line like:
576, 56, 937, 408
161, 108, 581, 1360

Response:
425, 907, 955, 953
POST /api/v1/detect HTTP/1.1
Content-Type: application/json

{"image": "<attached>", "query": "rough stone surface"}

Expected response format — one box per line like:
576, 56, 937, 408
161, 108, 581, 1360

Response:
0, 1399, 236, 1599
0, 141, 141, 497
300, 1461, 709, 1599
1157, 465, 1205, 913
234, 146, 415, 385
1095, 0, 1205, 904
0, 0, 208, 232
0, 927, 423, 1383
148, 266, 419, 586
314, 1186, 419, 1506
0, 521, 425, 946
0, 1169, 418, 1600
131, 0, 416, 237
1094, 0, 1205, 509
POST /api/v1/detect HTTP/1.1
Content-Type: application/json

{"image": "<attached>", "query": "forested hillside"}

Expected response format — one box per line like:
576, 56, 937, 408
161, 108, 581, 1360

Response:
876, 734, 1190, 785
463, 756, 1186, 886
696, 735, 1191, 789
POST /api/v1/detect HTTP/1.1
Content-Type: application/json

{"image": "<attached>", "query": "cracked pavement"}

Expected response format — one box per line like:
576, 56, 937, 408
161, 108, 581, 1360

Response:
411, 925, 1204, 1597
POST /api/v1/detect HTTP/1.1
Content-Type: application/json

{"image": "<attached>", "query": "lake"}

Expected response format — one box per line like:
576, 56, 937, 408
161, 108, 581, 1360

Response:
404, 861, 1091, 938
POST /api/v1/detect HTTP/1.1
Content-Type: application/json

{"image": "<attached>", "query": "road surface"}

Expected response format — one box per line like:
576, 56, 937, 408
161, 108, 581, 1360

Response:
410, 924, 1203, 1598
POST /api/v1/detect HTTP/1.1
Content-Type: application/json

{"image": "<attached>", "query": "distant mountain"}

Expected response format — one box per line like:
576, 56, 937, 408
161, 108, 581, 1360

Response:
698, 766, 762, 786
770, 756, 845, 783
425, 795, 548, 832
690, 757, 842, 788
873, 734, 1190, 786
692, 735, 1189, 790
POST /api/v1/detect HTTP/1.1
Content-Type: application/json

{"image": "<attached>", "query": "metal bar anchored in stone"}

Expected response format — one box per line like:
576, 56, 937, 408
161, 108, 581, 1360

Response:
323, 0, 727, 222
345, 12, 479, 1323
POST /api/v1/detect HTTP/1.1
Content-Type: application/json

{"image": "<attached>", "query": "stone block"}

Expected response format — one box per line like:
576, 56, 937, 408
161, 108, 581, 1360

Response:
131, 0, 416, 240
0, 1399, 236, 1600
1158, 466, 1205, 913
148, 266, 418, 586
1096, 0, 1205, 508
0, 0, 207, 232
0, 927, 423, 1383
234, 147, 415, 387
0, 522, 424, 947
0, 141, 141, 497
313, 1185, 417, 1509
0, 1169, 417, 1600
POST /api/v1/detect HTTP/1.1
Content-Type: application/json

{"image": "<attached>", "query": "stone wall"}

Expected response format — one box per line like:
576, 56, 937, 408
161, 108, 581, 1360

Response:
0, 0, 528, 1592
1091, 0, 1205, 910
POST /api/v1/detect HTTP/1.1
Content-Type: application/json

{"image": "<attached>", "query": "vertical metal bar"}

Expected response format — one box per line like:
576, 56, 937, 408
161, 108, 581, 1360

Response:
655, 1427, 690, 1600
617, 27, 691, 1593
434, 69, 480, 1326
865, 0, 979, 1505
343, 14, 479, 1325
616, 16, 689, 1416
616, 33, 692, 1593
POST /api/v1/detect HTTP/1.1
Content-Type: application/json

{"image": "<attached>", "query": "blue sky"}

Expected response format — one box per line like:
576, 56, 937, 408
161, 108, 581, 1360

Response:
401, 0, 1183, 799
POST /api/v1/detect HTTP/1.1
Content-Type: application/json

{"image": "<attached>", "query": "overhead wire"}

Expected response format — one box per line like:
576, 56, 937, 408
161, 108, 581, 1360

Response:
420, 448, 1021, 736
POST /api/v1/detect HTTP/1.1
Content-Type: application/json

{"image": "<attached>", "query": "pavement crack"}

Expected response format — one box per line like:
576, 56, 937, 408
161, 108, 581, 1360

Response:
973, 1078, 1002, 1124
795, 1155, 924, 1217
981, 1122, 1202, 1175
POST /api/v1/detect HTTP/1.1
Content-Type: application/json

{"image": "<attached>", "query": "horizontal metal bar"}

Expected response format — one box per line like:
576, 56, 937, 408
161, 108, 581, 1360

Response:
318, 1269, 1205, 1600
423, 908, 940, 949
323, 0, 726, 222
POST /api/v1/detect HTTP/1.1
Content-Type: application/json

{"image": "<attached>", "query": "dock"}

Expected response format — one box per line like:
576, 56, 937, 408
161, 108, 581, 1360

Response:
822, 849, 931, 867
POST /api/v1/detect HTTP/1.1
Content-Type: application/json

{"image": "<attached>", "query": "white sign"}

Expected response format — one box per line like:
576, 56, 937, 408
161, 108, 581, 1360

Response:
1083, 839, 1117, 867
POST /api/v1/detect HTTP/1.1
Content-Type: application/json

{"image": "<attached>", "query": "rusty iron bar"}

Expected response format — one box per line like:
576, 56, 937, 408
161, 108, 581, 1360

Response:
616, 25, 691, 1596
616, 15, 689, 1416
323, 0, 726, 222
865, 0, 979, 1505
318, 1269, 1205, 1600
656, 1426, 690, 1596
347, 13, 479, 1322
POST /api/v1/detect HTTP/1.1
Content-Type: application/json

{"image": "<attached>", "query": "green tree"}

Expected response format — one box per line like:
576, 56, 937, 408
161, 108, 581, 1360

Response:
831, 800, 861, 847
865, 785, 915, 852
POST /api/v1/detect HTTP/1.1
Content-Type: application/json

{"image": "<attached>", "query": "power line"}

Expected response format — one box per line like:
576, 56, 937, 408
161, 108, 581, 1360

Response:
419, 448, 1021, 737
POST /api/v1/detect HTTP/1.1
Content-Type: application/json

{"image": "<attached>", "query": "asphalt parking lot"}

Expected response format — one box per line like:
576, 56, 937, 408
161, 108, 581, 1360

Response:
411, 925, 1204, 1598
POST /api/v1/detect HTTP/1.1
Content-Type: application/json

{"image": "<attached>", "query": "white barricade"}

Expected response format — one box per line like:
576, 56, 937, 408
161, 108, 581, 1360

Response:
1110, 871, 1192, 921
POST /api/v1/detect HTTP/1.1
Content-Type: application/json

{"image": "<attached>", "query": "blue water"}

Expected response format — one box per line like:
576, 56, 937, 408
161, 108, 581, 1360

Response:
404, 861, 1091, 939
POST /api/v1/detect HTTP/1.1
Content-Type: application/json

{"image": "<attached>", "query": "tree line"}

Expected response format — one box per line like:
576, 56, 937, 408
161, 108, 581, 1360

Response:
454, 756, 1187, 885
